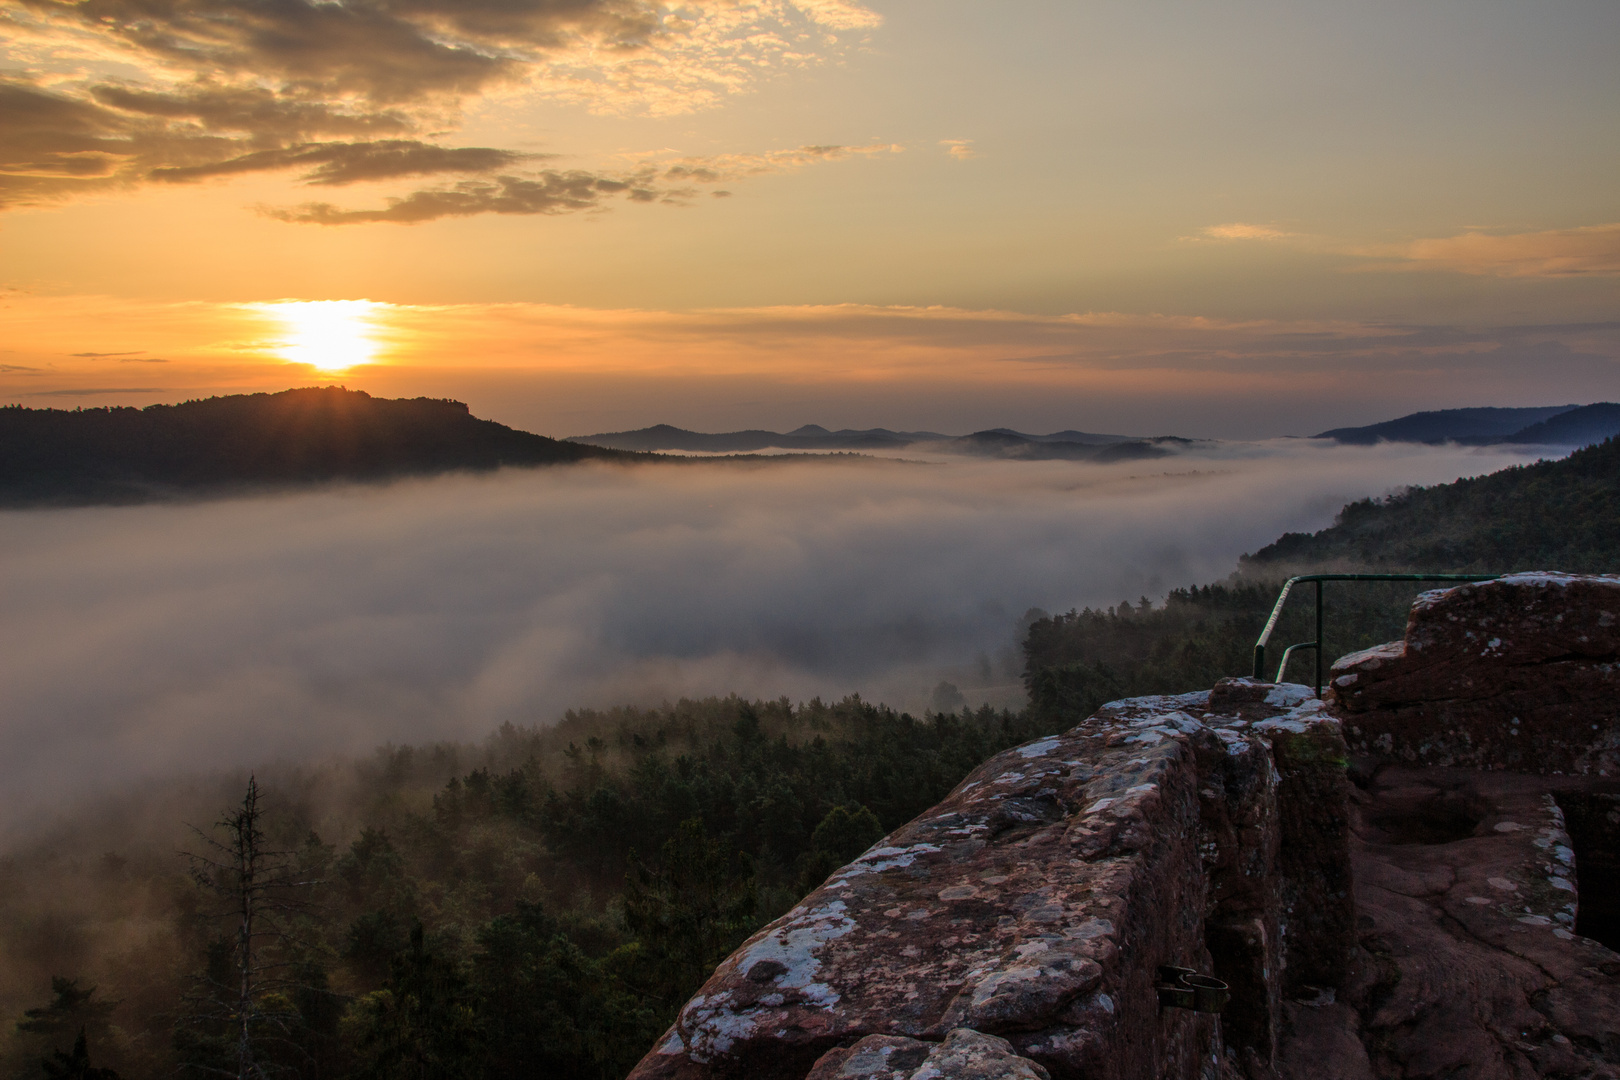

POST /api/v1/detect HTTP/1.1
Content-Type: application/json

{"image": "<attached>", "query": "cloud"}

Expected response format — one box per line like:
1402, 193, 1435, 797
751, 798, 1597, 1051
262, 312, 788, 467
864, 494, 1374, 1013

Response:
15, 0, 608, 103
940, 139, 975, 160
1179, 220, 1620, 279
266, 170, 652, 224
264, 143, 902, 224
71, 351, 145, 357
151, 140, 532, 186
785, 0, 883, 31
89, 85, 415, 140
0, 79, 144, 205
662, 142, 902, 182
1185, 223, 1295, 242
25, 386, 163, 395
0, 440, 1550, 827
1385, 223, 1620, 278
0, 0, 884, 210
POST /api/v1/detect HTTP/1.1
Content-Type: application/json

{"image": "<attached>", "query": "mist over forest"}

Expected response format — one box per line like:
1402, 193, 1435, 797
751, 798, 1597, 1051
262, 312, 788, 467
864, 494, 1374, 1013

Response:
1, 429, 1609, 1080
0, 439, 1545, 834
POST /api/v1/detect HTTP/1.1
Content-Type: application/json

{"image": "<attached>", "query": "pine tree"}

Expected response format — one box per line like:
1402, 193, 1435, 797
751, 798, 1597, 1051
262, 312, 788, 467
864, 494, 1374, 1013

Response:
13, 980, 121, 1080
17, 979, 118, 1046
176, 778, 324, 1080
623, 818, 758, 1008
40, 1029, 120, 1080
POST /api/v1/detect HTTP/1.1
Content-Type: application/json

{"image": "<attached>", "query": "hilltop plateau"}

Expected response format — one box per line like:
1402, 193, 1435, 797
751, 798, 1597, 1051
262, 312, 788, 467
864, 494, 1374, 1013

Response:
0, 387, 631, 507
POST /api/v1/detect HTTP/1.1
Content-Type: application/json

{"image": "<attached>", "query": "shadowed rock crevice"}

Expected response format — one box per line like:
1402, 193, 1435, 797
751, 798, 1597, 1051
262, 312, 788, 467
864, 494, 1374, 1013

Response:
1364, 785, 1489, 846
1555, 791, 1620, 951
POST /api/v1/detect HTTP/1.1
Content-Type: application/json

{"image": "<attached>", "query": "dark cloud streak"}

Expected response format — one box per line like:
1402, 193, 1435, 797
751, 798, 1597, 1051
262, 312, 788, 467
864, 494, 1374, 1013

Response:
152, 140, 532, 185
89, 85, 414, 139
258, 144, 891, 224
265, 169, 660, 223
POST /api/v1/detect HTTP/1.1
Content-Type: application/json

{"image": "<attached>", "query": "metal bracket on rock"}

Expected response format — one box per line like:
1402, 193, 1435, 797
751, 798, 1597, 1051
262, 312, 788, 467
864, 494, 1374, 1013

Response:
1155, 966, 1230, 1014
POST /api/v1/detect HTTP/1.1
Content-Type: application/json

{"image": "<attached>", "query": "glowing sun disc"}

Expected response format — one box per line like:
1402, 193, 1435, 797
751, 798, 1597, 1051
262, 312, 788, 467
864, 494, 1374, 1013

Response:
260, 300, 382, 371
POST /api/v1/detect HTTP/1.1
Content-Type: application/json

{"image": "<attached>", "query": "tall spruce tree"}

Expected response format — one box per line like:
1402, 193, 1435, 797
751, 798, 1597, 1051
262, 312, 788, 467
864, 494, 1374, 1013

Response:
176, 778, 323, 1080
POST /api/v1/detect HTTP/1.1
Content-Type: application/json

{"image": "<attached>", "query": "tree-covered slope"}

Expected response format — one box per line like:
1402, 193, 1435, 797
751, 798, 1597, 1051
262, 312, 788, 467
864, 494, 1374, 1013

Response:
1313, 405, 1575, 444
1023, 437, 1620, 722
0, 387, 632, 506
0, 696, 1047, 1080
1244, 436, 1620, 573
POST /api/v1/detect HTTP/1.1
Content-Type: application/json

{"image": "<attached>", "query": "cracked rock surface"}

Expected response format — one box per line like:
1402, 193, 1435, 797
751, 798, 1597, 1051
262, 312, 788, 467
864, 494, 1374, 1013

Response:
1280, 766, 1620, 1080
805, 1028, 1052, 1080
629, 680, 1346, 1080
1329, 573, 1620, 775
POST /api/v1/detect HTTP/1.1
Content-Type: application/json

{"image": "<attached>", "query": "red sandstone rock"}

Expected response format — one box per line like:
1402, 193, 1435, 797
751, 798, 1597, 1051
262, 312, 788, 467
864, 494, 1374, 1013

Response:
805, 1029, 1052, 1080
629, 684, 1351, 1080
1328, 573, 1620, 776
625, 578, 1620, 1080
628, 722, 1213, 1080
1330, 766, 1620, 1079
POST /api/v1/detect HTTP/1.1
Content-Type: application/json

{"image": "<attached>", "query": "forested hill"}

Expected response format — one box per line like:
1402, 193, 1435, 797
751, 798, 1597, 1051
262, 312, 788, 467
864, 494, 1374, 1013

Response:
1244, 435, 1620, 572
0, 387, 634, 506
1023, 437, 1620, 722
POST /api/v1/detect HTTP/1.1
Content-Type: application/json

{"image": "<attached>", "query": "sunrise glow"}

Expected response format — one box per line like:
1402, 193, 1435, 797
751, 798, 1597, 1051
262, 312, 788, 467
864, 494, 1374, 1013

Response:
260, 301, 383, 372
0, 0, 1612, 432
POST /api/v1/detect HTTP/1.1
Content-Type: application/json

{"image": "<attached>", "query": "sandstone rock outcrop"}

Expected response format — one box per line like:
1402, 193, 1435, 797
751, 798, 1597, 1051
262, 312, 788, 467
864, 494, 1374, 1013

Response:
1329, 572, 1620, 775
628, 573, 1620, 1080
629, 681, 1348, 1080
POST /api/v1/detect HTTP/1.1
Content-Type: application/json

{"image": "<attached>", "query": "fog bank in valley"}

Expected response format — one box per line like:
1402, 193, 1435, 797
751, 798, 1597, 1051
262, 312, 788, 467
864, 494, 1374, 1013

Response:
0, 441, 1547, 836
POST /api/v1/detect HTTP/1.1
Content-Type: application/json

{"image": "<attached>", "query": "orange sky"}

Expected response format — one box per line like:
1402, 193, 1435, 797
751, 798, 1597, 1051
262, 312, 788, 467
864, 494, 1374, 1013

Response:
2, 0, 1617, 434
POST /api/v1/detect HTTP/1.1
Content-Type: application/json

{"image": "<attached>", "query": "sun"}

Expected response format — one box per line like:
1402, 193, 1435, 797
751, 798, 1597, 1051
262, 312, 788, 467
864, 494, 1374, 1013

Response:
260, 300, 382, 371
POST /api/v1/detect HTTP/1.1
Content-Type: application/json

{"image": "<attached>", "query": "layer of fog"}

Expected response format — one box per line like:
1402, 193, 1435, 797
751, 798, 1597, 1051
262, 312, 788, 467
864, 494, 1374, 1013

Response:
0, 440, 1550, 838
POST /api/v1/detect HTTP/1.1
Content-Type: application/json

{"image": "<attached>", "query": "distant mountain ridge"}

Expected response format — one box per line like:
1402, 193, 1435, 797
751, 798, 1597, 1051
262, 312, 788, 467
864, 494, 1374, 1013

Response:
566, 423, 940, 453
0, 387, 631, 506
1501, 403, 1620, 447
566, 423, 1170, 460
1315, 403, 1620, 446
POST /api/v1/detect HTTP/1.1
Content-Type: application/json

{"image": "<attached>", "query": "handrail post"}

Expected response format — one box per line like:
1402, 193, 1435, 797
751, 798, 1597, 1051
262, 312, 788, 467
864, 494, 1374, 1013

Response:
1314, 579, 1324, 698
1253, 642, 1265, 680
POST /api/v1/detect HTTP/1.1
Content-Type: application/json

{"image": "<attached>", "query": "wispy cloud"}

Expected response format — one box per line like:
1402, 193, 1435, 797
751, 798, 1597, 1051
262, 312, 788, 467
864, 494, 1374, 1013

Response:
1184, 223, 1295, 242
1379, 223, 1620, 278
1179, 219, 1620, 279
152, 141, 535, 187
27, 386, 162, 395
940, 139, 975, 160
661, 142, 903, 182
267, 171, 654, 225
265, 143, 903, 225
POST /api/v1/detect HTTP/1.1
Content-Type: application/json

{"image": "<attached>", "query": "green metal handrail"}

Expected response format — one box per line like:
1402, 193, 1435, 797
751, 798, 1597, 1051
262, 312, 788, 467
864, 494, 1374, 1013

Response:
1253, 573, 1503, 697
